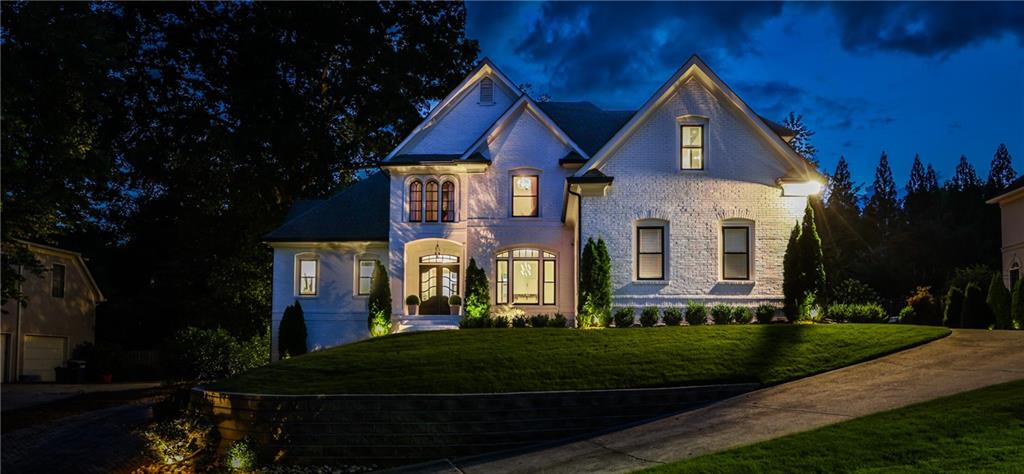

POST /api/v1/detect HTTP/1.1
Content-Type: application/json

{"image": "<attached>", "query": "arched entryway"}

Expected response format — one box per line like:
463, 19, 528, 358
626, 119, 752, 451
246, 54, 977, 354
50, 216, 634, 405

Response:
403, 239, 464, 315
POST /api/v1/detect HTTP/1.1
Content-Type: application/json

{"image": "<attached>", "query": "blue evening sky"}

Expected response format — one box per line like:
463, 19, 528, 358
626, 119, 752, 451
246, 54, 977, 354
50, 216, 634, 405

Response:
464, 1, 1024, 189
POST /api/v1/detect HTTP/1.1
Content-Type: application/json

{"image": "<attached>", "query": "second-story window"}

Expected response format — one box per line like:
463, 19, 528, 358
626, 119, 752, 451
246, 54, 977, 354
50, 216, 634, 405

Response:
441, 181, 455, 222
425, 180, 439, 222
51, 263, 66, 298
512, 175, 538, 217
408, 180, 423, 222
680, 124, 704, 170
298, 257, 318, 296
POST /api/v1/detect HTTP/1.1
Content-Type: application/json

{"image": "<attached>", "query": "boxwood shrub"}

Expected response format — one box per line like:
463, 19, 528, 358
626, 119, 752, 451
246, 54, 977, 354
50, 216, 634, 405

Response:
529, 314, 550, 328
640, 307, 659, 327
548, 313, 568, 328
490, 315, 511, 328
459, 316, 490, 329
685, 301, 707, 326
511, 315, 529, 328
827, 303, 888, 323
662, 307, 683, 326
711, 304, 733, 325
614, 307, 636, 328
733, 306, 754, 324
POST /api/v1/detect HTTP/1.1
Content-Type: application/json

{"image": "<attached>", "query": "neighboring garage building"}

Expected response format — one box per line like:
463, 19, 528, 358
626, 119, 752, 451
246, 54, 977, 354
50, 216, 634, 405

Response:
988, 176, 1024, 289
1, 242, 104, 382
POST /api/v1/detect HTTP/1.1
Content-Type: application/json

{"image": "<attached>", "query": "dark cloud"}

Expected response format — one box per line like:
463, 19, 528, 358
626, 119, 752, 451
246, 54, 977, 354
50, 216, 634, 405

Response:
826, 2, 1024, 56
734, 80, 894, 133
509, 2, 785, 103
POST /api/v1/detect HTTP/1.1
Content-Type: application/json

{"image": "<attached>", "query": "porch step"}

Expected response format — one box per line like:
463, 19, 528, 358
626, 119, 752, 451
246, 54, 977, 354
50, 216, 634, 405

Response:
397, 315, 461, 333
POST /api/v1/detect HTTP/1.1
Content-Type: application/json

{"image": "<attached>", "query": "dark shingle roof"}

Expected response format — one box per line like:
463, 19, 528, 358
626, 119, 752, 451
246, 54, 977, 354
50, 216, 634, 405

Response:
538, 102, 635, 156
383, 154, 463, 164
995, 175, 1024, 199
264, 172, 390, 242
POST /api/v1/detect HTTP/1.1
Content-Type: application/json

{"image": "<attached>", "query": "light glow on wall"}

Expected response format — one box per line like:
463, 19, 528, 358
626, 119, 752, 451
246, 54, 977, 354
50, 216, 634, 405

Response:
780, 180, 823, 197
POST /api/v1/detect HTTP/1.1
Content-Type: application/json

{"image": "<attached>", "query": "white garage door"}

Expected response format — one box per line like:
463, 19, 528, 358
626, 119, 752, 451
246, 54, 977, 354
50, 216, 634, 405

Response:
23, 335, 66, 382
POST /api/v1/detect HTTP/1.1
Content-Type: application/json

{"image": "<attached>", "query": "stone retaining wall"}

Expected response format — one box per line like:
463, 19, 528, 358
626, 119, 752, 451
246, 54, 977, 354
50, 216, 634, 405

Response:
192, 383, 759, 467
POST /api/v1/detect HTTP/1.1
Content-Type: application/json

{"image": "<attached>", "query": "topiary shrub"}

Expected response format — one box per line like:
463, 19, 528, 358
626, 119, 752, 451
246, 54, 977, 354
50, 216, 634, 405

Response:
405, 294, 420, 305
710, 304, 733, 325
548, 313, 568, 328
944, 286, 964, 328
755, 304, 778, 324
662, 307, 683, 326
827, 304, 887, 323
464, 258, 490, 319
448, 294, 462, 306
278, 301, 307, 359
511, 315, 529, 328
367, 261, 392, 337
1012, 279, 1024, 329
613, 307, 635, 328
732, 306, 754, 324
529, 314, 550, 328
900, 286, 940, 326
685, 301, 707, 325
986, 273, 1013, 329
640, 307, 659, 327
961, 283, 993, 329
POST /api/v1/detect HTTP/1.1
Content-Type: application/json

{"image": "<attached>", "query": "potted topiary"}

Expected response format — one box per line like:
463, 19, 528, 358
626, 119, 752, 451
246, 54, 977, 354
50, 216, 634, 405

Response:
448, 295, 462, 315
405, 295, 420, 315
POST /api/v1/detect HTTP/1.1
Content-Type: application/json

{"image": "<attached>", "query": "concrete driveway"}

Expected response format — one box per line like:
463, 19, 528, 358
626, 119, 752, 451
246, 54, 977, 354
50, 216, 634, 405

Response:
2, 382, 162, 412
454, 329, 1024, 473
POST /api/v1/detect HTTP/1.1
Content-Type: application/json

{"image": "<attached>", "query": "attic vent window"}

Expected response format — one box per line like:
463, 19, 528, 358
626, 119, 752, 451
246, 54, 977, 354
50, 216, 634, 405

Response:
480, 77, 494, 104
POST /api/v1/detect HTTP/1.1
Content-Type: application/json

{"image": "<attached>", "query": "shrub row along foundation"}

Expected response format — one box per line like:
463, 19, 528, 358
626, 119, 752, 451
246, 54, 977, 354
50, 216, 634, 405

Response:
192, 383, 758, 466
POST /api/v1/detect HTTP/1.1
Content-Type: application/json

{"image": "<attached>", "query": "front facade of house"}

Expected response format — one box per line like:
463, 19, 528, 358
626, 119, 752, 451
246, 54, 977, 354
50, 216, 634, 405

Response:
266, 56, 821, 355
987, 176, 1024, 289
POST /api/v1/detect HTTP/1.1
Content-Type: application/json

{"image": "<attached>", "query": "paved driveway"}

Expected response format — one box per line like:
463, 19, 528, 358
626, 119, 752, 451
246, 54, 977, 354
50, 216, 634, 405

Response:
2, 382, 162, 412
454, 329, 1024, 473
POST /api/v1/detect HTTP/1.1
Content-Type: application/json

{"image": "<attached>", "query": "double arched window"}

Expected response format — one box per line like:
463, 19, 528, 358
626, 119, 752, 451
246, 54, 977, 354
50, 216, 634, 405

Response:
408, 178, 456, 223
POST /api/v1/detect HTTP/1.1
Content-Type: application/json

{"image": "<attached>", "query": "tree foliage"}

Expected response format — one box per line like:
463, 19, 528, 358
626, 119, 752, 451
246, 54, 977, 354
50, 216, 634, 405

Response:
798, 203, 826, 303
783, 112, 817, 166
783, 222, 802, 316
464, 258, 490, 319
986, 274, 1013, 330
944, 287, 964, 328
578, 238, 612, 327
961, 283, 993, 329
368, 261, 392, 337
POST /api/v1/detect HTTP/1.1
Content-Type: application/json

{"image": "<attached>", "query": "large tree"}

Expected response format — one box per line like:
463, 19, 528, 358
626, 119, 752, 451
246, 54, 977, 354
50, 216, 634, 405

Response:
782, 112, 817, 166
820, 157, 862, 290
986, 144, 1016, 194
863, 152, 900, 237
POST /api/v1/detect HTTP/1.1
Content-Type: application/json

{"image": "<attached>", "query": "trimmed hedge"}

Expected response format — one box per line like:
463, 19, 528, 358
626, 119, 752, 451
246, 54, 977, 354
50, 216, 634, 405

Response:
827, 304, 887, 323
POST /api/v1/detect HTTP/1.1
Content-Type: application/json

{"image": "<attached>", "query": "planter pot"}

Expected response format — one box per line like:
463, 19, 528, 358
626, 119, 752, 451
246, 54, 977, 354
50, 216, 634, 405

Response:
449, 305, 461, 316
407, 304, 418, 316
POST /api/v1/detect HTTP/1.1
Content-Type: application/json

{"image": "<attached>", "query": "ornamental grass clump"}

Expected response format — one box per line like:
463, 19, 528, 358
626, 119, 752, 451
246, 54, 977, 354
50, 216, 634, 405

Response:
614, 307, 636, 328
685, 301, 708, 325
662, 307, 683, 326
640, 307, 659, 327
711, 304, 733, 325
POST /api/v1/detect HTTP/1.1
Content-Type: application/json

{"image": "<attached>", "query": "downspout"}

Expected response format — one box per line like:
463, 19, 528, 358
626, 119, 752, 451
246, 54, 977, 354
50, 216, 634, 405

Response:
568, 187, 583, 321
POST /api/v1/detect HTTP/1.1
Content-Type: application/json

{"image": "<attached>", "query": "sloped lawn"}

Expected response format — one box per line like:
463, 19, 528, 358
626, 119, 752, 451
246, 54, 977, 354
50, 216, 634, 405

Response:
210, 324, 949, 395
644, 379, 1024, 473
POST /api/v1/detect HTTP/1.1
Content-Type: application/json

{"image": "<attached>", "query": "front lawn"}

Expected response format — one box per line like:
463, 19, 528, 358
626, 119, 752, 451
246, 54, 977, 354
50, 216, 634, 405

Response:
210, 325, 948, 394
643, 379, 1024, 473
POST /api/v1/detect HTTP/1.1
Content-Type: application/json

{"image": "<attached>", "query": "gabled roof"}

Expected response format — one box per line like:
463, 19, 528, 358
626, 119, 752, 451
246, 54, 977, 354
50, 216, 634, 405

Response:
459, 95, 589, 161
576, 55, 820, 181
537, 102, 635, 156
265, 172, 390, 242
14, 240, 105, 302
986, 175, 1024, 204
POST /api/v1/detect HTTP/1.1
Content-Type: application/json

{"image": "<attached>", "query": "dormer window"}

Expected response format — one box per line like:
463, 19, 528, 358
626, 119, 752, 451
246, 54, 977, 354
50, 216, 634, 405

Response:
480, 77, 494, 104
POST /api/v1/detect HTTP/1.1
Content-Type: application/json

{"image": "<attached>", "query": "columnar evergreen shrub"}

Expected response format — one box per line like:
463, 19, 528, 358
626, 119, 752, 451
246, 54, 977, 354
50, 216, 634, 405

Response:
900, 286, 940, 326
662, 307, 683, 326
782, 222, 802, 317
278, 301, 307, 359
944, 287, 964, 328
755, 304, 777, 324
732, 306, 754, 324
798, 202, 826, 303
961, 283, 993, 329
986, 273, 1013, 329
613, 307, 635, 328
1012, 279, 1024, 329
711, 304, 733, 324
548, 313, 568, 328
367, 261, 392, 336
464, 258, 490, 319
826, 304, 887, 323
685, 301, 707, 325
579, 238, 613, 326
640, 307, 659, 327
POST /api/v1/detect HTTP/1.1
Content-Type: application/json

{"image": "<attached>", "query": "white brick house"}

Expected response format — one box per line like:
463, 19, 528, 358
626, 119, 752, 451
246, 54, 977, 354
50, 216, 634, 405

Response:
265, 56, 821, 355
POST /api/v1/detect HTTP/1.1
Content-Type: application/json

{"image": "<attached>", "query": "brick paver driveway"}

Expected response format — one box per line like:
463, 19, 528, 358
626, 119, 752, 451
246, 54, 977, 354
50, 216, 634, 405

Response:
452, 329, 1024, 473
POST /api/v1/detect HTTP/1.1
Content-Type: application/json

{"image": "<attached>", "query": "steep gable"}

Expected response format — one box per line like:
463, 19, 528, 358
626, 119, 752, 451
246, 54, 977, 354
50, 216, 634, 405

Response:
537, 102, 634, 156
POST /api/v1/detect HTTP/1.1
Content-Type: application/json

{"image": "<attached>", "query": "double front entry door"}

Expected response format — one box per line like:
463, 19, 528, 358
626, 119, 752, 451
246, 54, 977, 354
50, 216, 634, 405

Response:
419, 260, 459, 315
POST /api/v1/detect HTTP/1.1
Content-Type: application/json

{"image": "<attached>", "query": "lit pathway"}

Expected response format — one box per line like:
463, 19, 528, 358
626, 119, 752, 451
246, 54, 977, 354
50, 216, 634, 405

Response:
451, 329, 1024, 473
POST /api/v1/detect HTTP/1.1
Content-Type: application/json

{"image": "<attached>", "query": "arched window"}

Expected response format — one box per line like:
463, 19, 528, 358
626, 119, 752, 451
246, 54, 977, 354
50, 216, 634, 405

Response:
1011, 259, 1021, 288
425, 180, 439, 222
495, 248, 557, 305
441, 181, 456, 222
408, 180, 423, 222
480, 77, 494, 104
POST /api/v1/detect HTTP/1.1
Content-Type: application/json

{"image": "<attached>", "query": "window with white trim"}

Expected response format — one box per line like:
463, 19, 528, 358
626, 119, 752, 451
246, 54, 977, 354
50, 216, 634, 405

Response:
297, 257, 318, 296
722, 226, 750, 280
680, 124, 704, 170
511, 175, 538, 217
637, 227, 664, 280
51, 263, 66, 298
495, 249, 556, 305
357, 259, 376, 296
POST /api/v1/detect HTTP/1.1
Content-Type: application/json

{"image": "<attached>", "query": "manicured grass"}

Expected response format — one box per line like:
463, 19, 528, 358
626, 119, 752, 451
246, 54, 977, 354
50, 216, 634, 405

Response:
643, 379, 1024, 473
210, 324, 949, 394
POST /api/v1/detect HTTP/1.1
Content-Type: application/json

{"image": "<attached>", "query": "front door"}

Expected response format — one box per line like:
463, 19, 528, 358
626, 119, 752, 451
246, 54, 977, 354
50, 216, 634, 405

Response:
419, 264, 459, 314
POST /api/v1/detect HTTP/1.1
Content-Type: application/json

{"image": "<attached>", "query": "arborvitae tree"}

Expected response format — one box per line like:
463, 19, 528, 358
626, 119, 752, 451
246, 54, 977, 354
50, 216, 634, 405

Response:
961, 283, 993, 329
987, 273, 1013, 329
986, 144, 1016, 194
798, 202, 826, 302
278, 301, 307, 359
1012, 279, 1024, 329
464, 258, 489, 318
578, 238, 612, 327
594, 238, 613, 321
864, 151, 900, 233
943, 286, 964, 328
782, 112, 817, 166
367, 261, 392, 336
949, 155, 982, 192
783, 222, 802, 316
579, 238, 597, 314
